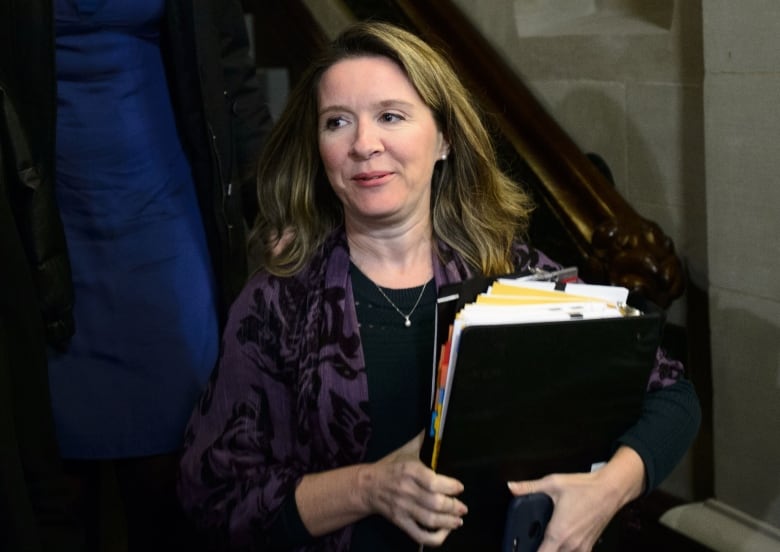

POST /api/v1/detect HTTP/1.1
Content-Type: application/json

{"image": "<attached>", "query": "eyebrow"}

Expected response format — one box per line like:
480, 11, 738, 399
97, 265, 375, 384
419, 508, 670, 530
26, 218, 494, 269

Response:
318, 99, 417, 116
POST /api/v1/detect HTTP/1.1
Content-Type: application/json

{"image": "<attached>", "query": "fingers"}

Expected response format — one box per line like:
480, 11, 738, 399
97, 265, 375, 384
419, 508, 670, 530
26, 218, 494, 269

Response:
518, 472, 615, 552
424, 492, 468, 519
396, 494, 466, 547
371, 448, 468, 545
401, 520, 452, 547
421, 471, 465, 498
391, 457, 465, 500
378, 462, 467, 544
410, 495, 466, 529
398, 467, 467, 518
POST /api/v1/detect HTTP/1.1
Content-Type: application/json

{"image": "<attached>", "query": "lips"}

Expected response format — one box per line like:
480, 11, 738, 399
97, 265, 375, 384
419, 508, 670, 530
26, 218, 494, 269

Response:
352, 171, 392, 185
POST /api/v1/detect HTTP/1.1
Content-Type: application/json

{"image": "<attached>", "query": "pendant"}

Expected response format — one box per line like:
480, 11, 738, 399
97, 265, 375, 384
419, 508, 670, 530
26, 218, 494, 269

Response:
404, 317, 411, 327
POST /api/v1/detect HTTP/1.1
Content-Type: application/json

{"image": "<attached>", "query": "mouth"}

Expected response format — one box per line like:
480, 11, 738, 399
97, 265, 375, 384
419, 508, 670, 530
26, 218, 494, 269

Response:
352, 171, 392, 184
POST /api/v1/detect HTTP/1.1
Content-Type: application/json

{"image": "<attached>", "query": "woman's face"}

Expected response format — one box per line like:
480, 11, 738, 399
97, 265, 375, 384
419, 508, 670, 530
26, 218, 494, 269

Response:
317, 55, 448, 232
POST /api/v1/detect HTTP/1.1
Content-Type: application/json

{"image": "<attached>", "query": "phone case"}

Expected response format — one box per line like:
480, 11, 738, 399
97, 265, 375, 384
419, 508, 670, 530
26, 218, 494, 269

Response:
501, 493, 554, 552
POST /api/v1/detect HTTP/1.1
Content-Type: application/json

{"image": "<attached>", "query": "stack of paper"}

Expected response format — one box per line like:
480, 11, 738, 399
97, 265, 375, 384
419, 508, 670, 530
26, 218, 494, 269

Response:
427, 278, 637, 470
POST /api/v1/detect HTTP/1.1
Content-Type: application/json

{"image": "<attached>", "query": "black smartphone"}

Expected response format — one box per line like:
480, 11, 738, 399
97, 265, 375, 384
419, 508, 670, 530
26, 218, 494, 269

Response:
501, 493, 554, 552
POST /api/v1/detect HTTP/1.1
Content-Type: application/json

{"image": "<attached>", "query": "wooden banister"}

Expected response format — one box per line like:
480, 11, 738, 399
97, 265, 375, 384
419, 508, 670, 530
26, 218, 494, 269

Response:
389, 0, 685, 307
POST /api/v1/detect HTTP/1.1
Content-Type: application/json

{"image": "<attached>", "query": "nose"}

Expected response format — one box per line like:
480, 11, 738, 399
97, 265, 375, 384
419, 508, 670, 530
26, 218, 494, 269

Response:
350, 120, 383, 159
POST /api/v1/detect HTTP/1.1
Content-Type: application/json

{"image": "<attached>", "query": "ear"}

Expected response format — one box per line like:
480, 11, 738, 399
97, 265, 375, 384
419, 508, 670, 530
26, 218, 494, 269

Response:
438, 137, 451, 161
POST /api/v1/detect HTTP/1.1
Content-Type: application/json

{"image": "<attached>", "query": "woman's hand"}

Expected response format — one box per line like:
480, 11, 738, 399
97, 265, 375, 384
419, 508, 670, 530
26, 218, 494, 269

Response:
361, 432, 468, 546
507, 446, 645, 552
295, 432, 466, 546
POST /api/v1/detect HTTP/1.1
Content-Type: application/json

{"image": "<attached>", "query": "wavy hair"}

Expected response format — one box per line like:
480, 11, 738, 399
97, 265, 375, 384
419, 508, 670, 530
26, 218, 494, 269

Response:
249, 21, 533, 277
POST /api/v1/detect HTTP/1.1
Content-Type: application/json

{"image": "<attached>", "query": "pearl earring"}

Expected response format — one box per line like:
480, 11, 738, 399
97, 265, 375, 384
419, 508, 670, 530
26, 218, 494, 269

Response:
440, 153, 448, 161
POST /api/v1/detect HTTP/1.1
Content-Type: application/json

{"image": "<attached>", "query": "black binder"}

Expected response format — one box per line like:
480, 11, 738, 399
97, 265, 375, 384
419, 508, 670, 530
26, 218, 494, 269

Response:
423, 282, 664, 550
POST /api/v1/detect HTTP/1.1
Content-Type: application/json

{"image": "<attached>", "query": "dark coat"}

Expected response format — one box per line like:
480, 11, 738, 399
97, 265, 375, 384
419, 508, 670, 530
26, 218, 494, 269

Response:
1, 90, 77, 552
0, 0, 272, 347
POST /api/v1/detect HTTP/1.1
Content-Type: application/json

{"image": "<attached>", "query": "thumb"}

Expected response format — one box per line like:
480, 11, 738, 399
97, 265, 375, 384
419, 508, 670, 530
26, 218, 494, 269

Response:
507, 479, 544, 496
400, 430, 424, 456
381, 431, 424, 464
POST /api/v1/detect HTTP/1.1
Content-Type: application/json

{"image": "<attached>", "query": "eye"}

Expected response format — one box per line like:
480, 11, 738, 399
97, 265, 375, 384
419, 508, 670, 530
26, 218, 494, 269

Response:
324, 116, 348, 130
380, 112, 404, 123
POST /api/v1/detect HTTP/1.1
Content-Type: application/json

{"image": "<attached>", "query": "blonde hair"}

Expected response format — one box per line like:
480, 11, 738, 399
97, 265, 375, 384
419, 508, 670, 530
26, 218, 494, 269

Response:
249, 21, 533, 276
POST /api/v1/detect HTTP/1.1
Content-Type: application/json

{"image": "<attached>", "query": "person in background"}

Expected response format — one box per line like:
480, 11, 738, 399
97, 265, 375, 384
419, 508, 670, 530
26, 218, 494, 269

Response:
178, 21, 700, 552
0, 0, 271, 550
1, 84, 78, 552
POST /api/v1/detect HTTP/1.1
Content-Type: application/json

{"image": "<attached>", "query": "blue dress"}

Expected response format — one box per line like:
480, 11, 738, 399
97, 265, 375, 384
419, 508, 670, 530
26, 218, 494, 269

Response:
48, 0, 219, 458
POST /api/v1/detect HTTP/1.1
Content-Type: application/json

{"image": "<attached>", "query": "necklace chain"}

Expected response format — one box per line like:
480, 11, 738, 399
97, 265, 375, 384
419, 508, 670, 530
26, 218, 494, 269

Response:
374, 280, 428, 327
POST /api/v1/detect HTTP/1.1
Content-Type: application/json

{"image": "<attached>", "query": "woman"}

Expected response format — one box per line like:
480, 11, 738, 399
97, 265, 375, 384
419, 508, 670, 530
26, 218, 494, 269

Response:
178, 21, 699, 551
1, 0, 271, 549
